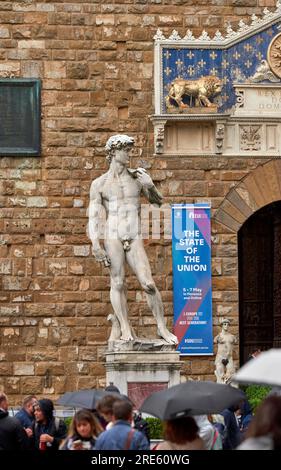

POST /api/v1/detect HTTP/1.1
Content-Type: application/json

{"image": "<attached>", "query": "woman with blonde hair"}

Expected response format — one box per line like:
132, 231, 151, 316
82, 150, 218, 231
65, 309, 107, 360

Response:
60, 409, 103, 450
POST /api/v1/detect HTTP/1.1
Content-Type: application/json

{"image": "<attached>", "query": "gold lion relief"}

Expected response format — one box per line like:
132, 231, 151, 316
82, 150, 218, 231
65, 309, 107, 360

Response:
165, 75, 222, 113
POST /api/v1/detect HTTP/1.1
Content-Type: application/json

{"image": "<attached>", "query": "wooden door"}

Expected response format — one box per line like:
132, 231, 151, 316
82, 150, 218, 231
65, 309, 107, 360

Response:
238, 201, 281, 364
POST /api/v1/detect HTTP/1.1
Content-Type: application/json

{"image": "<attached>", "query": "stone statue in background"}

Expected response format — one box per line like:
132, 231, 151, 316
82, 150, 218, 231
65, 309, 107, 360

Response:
214, 318, 237, 384
88, 134, 178, 346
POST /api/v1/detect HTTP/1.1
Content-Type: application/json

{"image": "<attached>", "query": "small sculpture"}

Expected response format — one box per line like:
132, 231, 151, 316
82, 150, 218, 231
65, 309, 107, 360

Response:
214, 318, 237, 384
249, 59, 279, 83
165, 75, 222, 111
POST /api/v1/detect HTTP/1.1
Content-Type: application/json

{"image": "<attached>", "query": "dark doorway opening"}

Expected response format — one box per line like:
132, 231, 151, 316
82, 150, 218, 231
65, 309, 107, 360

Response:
238, 201, 281, 365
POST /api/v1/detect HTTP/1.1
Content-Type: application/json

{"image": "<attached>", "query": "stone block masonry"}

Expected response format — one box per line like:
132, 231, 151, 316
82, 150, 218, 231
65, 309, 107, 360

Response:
0, 1, 272, 403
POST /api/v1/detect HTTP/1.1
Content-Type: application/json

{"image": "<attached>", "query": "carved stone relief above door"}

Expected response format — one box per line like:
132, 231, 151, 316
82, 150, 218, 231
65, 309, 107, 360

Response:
223, 120, 280, 155
240, 126, 262, 151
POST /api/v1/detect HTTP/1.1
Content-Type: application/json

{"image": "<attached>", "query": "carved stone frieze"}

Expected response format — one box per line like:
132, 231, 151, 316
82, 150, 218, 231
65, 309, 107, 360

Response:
215, 123, 225, 154
235, 90, 245, 109
154, 120, 167, 154
150, 114, 281, 157
240, 125, 262, 151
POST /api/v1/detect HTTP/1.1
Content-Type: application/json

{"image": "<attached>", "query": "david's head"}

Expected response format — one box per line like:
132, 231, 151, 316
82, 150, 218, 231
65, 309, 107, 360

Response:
105, 135, 135, 164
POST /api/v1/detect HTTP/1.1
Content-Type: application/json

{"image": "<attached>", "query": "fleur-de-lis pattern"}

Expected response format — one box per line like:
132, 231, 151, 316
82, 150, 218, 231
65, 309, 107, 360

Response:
256, 51, 263, 60
233, 51, 241, 60
162, 23, 280, 113
186, 51, 194, 60
210, 51, 218, 60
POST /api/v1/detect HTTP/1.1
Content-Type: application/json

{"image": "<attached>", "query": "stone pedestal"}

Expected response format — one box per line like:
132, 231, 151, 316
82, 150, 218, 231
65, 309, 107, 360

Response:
105, 347, 181, 409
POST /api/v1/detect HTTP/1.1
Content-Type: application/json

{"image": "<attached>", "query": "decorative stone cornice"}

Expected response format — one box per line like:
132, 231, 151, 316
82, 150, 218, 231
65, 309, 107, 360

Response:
150, 110, 281, 156
153, 1, 281, 47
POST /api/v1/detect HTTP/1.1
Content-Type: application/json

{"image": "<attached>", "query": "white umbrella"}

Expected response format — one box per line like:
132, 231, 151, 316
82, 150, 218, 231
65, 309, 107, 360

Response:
232, 349, 281, 387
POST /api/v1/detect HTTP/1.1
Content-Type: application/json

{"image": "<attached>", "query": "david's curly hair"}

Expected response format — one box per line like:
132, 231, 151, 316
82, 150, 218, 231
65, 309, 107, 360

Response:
105, 134, 135, 163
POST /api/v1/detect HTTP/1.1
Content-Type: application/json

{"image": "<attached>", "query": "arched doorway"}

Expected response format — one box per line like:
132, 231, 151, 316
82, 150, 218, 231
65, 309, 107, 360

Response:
238, 201, 281, 364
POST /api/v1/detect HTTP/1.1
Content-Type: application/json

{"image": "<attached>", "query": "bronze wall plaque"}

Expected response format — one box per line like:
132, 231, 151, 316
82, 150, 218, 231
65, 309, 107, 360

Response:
0, 79, 41, 156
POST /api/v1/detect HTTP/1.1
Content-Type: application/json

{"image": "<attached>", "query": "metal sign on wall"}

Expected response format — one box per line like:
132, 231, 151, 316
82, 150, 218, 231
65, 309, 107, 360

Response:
0, 79, 41, 156
172, 204, 213, 355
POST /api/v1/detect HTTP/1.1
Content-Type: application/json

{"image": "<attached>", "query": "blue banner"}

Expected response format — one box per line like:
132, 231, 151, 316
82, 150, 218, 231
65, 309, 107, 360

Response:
172, 204, 213, 355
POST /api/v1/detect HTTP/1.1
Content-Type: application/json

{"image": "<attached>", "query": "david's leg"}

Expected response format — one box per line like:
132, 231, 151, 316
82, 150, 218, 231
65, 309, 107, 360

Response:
109, 275, 134, 341
143, 286, 177, 344
126, 241, 178, 345
105, 240, 134, 341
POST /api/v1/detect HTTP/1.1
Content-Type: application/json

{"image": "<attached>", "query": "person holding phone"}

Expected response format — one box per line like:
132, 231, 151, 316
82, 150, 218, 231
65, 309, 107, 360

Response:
60, 409, 103, 450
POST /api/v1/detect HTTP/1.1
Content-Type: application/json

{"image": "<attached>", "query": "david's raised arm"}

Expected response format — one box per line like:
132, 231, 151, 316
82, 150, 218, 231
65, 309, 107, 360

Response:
136, 168, 163, 206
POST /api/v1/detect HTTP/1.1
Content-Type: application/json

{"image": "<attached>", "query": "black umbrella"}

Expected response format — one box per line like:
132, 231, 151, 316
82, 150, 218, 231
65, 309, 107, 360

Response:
140, 381, 245, 420
56, 389, 120, 409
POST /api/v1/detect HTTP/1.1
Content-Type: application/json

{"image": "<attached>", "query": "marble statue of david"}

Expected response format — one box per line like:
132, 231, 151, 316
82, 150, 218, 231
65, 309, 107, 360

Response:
88, 134, 177, 345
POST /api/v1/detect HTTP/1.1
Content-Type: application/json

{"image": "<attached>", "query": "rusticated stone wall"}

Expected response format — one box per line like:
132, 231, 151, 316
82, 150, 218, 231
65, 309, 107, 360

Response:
0, 0, 277, 404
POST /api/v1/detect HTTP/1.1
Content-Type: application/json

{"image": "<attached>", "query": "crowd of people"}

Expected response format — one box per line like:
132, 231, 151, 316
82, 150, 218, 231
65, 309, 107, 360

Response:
0, 385, 281, 451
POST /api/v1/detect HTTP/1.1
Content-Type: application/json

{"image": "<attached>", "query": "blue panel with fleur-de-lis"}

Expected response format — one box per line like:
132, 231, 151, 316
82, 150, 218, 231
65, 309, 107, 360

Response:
162, 24, 281, 113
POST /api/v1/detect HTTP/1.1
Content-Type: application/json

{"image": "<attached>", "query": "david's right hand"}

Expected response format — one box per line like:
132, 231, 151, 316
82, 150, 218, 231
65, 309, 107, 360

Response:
92, 247, 111, 267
